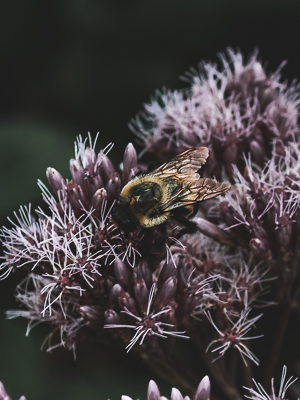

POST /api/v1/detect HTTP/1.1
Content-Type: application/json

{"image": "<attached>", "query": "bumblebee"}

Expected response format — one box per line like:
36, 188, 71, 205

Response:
111, 147, 230, 232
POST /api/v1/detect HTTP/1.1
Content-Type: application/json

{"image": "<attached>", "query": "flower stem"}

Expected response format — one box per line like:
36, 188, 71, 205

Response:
262, 303, 291, 388
200, 349, 243, 400
242, 351, 253, 389
135, 346, 199, 395
185, 320, 242, 400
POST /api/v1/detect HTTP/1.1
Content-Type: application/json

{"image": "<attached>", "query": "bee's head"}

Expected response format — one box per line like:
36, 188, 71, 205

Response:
111, 201, 137, 232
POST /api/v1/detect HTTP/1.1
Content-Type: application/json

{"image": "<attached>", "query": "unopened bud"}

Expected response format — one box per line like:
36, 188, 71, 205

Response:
119, 291, 137, 314
104, 309, 121, 325
110, 283, 123, 309
134, 278, 149, 313
276, 214, 292, 258
155, 276, 177, 308
98, 153, 115, 184
85, 174, 104, 198
194, 217, 235, 247
46, 167, 66, 195
135, 261, 152, 289
114, 258, 131, 290
249, 238, 271, 260
106, 173, 122, 203
249, 140, 266, 165
158, 260, 177, 286
79, 306, 102, 321
91, 188, 107, 213
147, 380, 161, 400
123, 143, 138, 184
194, 376, 210, 400
67, 181, 86, 213
84, 147, 96, 165
69, 159, 85, 186
170, 388, 184, 400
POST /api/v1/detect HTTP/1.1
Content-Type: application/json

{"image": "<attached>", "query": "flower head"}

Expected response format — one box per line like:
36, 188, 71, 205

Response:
204, 142, 300, 274
104, 283, 189, 352
205, 305, 263, 366
244, 366, 298, 400
0, 135, 175, 353
131, 49, 299, 179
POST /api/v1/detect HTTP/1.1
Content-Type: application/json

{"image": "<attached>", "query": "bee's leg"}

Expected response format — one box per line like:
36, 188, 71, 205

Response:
171, 209, 198, 240
188, 203, 199, 220
152, 223, 168, 253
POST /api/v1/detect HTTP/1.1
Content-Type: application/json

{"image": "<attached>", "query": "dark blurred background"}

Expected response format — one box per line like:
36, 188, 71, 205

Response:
1, 1, 300, 399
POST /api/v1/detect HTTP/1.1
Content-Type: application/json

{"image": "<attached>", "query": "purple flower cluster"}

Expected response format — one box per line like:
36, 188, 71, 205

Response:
131, 49, 300, 179
126, 49, 300, 398
195, 141, 300, 316
2, 49, 300, 399
1, 135, 169, 353
219, 142, 300, 259
0, 134, 265, 371
0, 134, 267, 398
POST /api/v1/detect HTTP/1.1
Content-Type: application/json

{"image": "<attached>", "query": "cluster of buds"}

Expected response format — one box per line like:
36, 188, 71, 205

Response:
131, 49, 299, 179
1, 366, 298, 400
122, 376, 210, 400
1, 135, 169, 352
0, 376, 210, 400
175, 234, 267, 365
105, 230, 267, 365
222, 143, 300, 261
122, 367, 298, 400
197, 141, 300, 310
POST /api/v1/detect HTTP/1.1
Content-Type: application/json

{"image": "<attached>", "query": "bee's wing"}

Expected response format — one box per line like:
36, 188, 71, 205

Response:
153, 147, 209, 175
160, 177, 231, 212
150, 147, 230, 213
191, 178, 231, 202
151, 147, 230, 213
